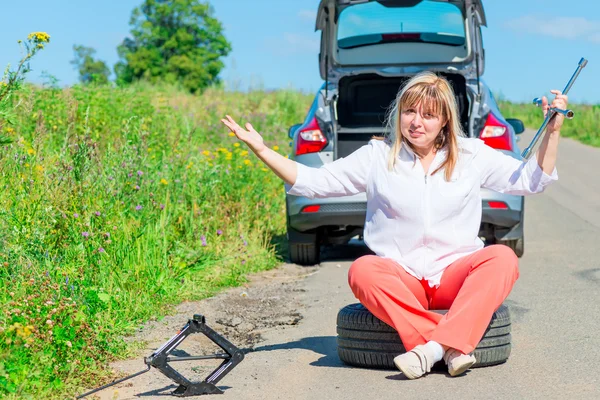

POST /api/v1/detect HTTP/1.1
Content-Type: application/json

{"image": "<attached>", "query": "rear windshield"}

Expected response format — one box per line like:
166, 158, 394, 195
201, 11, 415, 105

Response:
337, 1, 466, 49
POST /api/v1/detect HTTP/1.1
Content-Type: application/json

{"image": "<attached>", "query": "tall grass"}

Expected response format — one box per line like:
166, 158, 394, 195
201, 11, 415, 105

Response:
499, 100, 600, 147
0, 82, 313, 398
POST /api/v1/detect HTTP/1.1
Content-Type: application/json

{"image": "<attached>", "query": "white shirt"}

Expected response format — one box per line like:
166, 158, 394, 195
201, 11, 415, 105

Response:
287, 137, 558, 287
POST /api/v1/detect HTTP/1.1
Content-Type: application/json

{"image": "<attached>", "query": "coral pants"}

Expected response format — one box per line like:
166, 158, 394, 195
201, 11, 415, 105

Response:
348, 245, 519, 354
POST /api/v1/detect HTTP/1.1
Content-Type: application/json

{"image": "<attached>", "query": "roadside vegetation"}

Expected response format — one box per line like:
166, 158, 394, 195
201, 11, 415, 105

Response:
499, 100, 600, 147
0, 33, 313, 399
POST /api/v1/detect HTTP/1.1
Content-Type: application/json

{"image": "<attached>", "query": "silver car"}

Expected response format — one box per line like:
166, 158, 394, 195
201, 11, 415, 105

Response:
285, 0, 525, 265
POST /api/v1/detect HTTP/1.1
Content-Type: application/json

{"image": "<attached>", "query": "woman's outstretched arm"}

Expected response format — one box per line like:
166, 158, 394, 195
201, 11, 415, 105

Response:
221, 115, 298, 185
220, 115, 374, 199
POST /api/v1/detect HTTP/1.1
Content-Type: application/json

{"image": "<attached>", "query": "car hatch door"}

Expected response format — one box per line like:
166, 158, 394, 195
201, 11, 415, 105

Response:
316, 0, 487, 81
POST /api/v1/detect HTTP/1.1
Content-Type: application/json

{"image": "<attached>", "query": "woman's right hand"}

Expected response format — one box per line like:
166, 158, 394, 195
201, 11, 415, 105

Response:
220, 115, 267, 155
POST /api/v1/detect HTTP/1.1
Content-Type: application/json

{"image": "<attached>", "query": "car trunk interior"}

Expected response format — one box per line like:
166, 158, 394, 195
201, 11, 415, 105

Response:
335, 73, 470, 159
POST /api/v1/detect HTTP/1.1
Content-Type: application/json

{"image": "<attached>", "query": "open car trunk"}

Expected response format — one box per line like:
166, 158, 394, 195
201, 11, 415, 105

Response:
335, 72, 470, 159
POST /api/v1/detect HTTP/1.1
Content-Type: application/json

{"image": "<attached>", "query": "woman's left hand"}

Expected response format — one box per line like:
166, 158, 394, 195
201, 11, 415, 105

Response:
542, 90, 569, 134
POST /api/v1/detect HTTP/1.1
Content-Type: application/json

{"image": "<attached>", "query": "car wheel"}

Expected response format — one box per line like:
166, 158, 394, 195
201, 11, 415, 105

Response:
500, 237, 524, 258
287, 225, 320, 266
336, 303, 512, 369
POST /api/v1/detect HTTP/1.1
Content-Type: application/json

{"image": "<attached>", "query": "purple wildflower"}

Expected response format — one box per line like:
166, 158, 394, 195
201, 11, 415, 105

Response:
82, 231, 89, 238
73, 213, 79, 218
98, 247, 105, 253
217, 229, 223, 235
104, 232, 110, 238
201, 235, 207, 247
243, 240, 248, 246
137, 170, 143, 176
160, 204, 165, 210
65, 276, 69, 285
128, 172, 133, 178
95, 211, 101, 216
134, 185, 140, 190
241, 260, 246, 265
135, 205, 142, 211
108, 176, 114, 181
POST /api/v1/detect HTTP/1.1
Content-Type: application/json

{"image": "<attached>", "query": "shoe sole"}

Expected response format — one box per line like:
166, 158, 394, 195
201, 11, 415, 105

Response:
448, 359, 476, 377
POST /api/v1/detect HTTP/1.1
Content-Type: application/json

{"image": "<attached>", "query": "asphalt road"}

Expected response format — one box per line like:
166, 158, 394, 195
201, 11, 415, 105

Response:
221, 130, 600, 400
97, 130, 600, 400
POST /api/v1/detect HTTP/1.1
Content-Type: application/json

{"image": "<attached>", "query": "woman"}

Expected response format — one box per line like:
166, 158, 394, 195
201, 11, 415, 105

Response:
220, 72, 567, 379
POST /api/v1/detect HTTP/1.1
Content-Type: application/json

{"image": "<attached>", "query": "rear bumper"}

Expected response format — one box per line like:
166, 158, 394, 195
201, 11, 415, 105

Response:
289, 202, 367, 232
286, 189, 524, 240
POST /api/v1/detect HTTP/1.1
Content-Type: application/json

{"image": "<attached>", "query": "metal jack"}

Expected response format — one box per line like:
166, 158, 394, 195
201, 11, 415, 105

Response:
77, 314, 244, 398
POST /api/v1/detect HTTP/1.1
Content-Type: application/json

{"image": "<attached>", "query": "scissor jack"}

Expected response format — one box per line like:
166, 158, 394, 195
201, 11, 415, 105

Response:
78, 314, 244, 398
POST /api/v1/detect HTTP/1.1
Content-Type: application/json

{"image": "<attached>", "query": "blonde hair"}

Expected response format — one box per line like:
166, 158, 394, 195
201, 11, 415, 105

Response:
381, 71, 465, 181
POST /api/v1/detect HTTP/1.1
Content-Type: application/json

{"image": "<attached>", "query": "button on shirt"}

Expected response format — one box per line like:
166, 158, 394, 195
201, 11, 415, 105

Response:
287, 137, 558, 287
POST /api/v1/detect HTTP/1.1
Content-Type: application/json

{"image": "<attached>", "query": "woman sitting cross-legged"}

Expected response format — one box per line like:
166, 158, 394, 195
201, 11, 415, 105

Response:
220, 71, 567, 379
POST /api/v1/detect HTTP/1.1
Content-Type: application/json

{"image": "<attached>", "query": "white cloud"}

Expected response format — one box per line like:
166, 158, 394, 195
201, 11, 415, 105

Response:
590, 32, 600, 44
504, 16, 600, 43
298, 9, 316, 22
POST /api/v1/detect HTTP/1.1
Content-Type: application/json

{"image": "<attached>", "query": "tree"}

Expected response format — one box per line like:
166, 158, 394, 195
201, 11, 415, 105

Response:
71, 45, 111, 84
114, 0, 231, 93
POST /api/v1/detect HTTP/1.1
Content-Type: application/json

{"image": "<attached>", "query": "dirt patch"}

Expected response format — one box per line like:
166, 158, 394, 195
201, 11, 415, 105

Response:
86, 263, 319, 399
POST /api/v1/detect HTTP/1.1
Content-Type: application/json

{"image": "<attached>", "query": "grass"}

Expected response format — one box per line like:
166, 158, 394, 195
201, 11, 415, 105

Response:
0, 81, 313, 398
499, 100, 600, 147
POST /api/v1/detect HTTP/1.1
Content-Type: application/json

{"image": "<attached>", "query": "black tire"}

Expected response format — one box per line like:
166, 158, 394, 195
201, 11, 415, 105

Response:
289, 241, 320, 266
337, 303, 511, 369
501, 237, 524, 258
287, 226, 320, 266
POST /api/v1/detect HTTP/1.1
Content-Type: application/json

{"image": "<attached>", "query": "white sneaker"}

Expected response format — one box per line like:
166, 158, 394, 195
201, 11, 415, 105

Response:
393, 345, 435, 380
443, 349, 476, 377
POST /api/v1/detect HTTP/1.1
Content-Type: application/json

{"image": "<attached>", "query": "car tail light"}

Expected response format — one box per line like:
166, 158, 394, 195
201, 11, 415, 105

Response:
301, 205, 321, 213
295, 117, 327, 156
479, 113, 512, 151
488, 201, 508, 209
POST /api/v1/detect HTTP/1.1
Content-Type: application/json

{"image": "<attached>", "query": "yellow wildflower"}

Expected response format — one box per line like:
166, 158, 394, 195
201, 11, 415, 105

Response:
240, 150, 248, 157
233, 143, 240, 148
27, 32, 50, 43
27, 148, 35, 156
243, 160, 252, 166
202, 150, 211, 156
228, 132, 235, 137
160, 178, 168, 185
261, 168, 268, 172
273, 146, 280, 151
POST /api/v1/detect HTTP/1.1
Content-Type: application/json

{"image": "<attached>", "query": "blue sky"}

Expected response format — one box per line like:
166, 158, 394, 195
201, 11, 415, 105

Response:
0, 0, 598, 103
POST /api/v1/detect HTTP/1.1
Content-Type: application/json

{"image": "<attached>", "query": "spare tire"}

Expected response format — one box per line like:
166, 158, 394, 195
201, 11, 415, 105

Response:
337, 303, 511, 369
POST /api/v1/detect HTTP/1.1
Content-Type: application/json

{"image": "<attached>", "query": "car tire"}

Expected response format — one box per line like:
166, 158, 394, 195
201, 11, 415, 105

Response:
337, 303, 511, 369
287, 225, 320, 266
500, 237, 524, 258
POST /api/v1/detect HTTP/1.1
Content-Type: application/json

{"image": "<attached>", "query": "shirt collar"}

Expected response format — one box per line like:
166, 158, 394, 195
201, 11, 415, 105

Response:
397, 135, 475, 160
